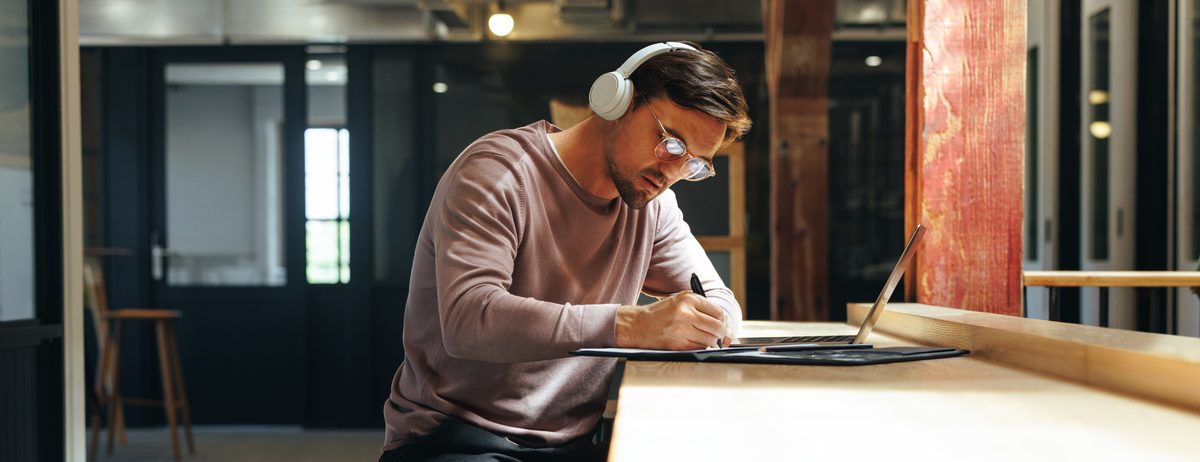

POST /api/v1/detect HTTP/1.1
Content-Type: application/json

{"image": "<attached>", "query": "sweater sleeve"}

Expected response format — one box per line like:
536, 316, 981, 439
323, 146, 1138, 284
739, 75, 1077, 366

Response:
432, 153, 618, 363
639, 190, 743, 336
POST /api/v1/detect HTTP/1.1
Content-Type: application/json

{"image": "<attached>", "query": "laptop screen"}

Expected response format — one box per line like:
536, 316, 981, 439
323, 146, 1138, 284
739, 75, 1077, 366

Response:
851, 224, 926, 344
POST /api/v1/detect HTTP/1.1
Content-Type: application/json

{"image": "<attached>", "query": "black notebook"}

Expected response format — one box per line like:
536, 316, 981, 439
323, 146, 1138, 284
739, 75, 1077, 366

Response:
571, 345, 967, 366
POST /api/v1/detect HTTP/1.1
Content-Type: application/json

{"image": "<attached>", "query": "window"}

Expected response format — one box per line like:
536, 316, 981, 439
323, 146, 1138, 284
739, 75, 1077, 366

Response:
305, 128, 350, 283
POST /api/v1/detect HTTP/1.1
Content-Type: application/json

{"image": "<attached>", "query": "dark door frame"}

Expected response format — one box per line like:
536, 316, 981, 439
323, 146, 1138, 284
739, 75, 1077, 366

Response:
0, 0, 66, 460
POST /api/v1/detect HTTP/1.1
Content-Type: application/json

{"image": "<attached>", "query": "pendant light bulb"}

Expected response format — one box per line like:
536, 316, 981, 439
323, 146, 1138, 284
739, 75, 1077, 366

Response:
488, 2, 514, 37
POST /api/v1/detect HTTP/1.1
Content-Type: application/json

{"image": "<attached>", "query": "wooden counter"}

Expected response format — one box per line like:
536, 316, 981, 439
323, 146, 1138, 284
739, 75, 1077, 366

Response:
1023, 270, 1200, 287
607, 304, 1200, 460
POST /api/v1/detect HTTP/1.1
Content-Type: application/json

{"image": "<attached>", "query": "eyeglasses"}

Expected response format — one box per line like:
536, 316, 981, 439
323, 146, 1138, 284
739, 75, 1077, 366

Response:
642, 97, 716, 182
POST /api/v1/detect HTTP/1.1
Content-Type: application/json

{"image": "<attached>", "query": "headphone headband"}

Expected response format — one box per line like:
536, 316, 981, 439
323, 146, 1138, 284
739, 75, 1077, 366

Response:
615, 41, 697, 77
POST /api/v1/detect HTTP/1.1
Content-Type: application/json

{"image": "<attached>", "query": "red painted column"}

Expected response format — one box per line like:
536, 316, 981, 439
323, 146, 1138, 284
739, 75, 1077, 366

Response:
905, 0, 1026, 314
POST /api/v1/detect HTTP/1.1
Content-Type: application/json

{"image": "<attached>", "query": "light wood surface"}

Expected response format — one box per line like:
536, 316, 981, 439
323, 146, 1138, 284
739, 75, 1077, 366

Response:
848, 303, 1200, 412
694, 236, 745, 249
609, 306, 1200, 460
1024, 270, 1200, 287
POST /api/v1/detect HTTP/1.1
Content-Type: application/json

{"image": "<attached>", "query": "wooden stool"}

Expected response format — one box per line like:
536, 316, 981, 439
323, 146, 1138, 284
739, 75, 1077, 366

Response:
84, 260, 195, 461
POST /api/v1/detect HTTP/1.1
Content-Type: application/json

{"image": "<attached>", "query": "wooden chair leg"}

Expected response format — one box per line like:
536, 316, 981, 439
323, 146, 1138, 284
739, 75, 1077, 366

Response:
89, 327, 114, 462
106, 321, 123, 455
166, 322, 195, 454
155, 321, 182, 461
88, 408, 101, 462
115, 401, 127, 445
113, 336, 127, 447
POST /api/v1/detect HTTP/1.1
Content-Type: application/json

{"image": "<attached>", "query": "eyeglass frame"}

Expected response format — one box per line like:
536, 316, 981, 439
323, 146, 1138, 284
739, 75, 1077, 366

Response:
640, 96, 717, 182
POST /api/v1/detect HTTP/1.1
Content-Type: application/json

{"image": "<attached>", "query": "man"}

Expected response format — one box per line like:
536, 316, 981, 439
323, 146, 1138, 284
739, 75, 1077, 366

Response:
381, 42, 752, 461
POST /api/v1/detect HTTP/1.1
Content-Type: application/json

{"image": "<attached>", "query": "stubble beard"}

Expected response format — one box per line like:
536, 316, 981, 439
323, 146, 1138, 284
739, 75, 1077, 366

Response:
604, 132, 654, 209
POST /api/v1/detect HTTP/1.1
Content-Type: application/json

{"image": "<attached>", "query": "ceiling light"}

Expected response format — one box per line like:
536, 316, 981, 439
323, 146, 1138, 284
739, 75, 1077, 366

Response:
1088, 89, 1109, 105
865, 56, 882, 67
488, 13, 514, 37
1089, 121, 1111, 139
488, 1, 515, 38
306, 59, 322, 71
432, 82, 448, 94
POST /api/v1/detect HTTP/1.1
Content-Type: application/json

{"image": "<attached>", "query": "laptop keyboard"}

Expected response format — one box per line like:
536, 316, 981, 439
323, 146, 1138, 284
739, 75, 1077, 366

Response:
772, 335, 856, 343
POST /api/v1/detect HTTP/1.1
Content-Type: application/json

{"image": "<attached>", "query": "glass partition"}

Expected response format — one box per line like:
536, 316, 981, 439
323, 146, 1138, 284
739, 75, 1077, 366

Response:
0, 0, 34, 321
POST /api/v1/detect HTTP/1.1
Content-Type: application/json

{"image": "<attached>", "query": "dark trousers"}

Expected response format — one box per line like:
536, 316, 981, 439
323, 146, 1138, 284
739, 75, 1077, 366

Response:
379, 418, 608, 462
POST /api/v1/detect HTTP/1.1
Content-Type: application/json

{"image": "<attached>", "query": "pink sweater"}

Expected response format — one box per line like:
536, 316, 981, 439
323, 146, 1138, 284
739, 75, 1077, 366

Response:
382, 120, 741, 450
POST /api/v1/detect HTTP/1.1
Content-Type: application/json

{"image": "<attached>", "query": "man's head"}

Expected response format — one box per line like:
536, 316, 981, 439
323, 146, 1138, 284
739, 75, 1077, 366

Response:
600, 42, 751, 209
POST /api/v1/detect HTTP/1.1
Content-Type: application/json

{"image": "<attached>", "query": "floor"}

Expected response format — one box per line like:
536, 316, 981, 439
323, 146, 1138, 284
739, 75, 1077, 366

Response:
88, 426, 383, 462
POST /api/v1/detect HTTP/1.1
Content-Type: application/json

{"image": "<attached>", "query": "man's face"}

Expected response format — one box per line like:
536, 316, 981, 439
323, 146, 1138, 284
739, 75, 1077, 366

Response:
603, 97, 726, 209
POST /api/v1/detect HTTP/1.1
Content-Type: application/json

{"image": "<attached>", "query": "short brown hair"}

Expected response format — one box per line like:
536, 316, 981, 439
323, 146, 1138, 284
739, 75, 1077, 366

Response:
629, 42, 752, 146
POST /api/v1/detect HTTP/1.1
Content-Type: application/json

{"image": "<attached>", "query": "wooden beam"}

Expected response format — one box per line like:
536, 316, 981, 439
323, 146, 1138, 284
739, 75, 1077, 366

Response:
905, 0, 1026, 315
764, 0, 834, 321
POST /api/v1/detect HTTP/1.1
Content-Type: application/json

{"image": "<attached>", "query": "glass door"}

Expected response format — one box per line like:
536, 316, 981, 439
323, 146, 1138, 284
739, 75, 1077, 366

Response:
1081, 0, 1137, 328
148, 48, 308, 423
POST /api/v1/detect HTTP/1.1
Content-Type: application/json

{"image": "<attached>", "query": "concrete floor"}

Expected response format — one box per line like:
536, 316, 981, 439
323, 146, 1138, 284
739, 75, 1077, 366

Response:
88, 426, 383, 462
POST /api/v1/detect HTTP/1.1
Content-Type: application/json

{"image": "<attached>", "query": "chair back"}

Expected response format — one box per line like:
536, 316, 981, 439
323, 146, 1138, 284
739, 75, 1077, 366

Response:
82, 258, 111, 346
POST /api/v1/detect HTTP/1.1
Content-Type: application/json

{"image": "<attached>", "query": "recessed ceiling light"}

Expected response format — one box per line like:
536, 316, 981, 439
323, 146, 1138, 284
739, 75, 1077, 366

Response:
432, 82, 448, 93
865, 56, 882, 67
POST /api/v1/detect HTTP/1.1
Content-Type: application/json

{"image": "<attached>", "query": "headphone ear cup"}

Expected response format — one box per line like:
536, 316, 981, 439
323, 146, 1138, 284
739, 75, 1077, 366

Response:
589, 71, 632, 121
610, 80, 634, 120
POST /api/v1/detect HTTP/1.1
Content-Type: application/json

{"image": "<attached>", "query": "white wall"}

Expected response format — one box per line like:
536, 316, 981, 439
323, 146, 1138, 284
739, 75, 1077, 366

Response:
165, 83, 283, 284
166, 84, 257, 256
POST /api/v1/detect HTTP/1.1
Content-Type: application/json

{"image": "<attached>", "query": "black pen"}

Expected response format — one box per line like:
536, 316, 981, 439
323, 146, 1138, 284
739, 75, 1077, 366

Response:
689, 273, 723, 348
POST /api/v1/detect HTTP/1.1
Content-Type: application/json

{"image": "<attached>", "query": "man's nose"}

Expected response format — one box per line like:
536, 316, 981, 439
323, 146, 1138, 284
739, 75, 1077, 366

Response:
656, 160, 685, 183
657, 156, 686, 182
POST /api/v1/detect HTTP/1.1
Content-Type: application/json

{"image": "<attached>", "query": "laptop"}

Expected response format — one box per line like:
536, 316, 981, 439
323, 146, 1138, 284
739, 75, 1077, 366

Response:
731, 223, 926, 347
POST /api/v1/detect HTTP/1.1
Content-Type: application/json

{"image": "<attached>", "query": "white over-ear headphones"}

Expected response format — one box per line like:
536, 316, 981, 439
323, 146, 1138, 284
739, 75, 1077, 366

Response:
588, 42, 697, 121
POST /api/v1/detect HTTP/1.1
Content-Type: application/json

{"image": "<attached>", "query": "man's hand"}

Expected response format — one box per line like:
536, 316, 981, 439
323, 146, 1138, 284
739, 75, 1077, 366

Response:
614, 292, 730, 350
